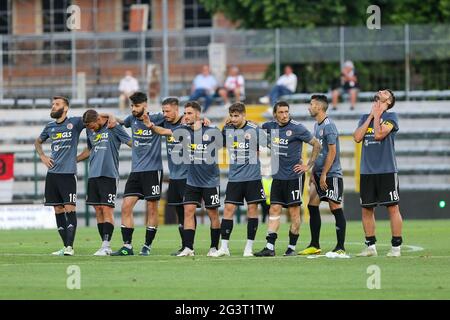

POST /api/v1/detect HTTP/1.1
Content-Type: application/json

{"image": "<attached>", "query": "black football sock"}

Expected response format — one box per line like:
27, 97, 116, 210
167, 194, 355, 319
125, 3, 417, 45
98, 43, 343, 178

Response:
331, 208, 346, 251
288, 230, 299, 249
103, 222, 114, 242
365, 236, 377, 246
97, 223, 105, 241
210, 228, 221, 249
247, 218, 259, 240
65, 211, 77, 248
145, 226, 157, 247
121, 226, 134, 245
220, 219, 233, 240
175, 206, 184, 247
55, 213, 68, 247
266, 232, 277, 250
308, 205, 321, 248
391, 236, 403, 247
183, 229, 195, 250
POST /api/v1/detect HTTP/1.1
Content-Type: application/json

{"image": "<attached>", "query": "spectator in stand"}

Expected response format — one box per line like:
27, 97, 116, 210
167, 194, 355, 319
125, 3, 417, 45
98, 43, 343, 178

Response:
118, 70, 139, 113
217, 66, 245, 108
331, 60, 359, 111
259, 65, 297, 105
189, 65, 218, 113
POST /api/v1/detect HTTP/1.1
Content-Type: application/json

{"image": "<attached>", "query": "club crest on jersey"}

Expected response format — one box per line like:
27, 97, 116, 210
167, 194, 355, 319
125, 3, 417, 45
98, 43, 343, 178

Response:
244, 132, 252, 140
319, 129, 323, 136
67, 123, 73, 130
286, 130, 292, 137
203, 134, 209, 141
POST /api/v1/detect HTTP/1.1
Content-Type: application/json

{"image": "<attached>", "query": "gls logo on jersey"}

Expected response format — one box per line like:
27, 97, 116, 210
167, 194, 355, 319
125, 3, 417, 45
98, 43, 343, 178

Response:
94, 132, 108, 142
366, 127, 374, 134
167, 136, 180, 143
232, 142, 250, 149
51, 132, 72, 140
272, 137, 289, 145
134, 129, 153, 136
190, 144, 208, 151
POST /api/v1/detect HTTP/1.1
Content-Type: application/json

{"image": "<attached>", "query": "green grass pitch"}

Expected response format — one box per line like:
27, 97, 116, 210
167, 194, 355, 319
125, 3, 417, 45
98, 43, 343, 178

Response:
0, 219, 449, 299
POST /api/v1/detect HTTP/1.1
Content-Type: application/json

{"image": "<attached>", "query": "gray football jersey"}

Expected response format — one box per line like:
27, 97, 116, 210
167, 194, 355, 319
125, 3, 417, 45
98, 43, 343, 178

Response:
358, 112, 399, 174
313, 117, 343, 178
124, 113, 165, 172
39, 117, 85, 174
86, 123, 131, 179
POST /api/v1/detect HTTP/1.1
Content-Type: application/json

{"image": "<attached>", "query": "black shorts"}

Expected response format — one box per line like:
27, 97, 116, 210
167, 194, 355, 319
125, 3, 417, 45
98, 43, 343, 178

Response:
183, 184, 220, 209
44, 172, 77, 206
360, 173, 400, 208
86, 177, 118, 208
123, 170, 163, 201
313, 174, 344, 204
225, 180, 266, 205
167, 179, 187, 206
270, 175, 304, 208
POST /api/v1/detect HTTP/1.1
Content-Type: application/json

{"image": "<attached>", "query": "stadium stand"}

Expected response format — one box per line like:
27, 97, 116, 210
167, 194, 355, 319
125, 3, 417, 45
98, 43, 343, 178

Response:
1, 99, 449, 222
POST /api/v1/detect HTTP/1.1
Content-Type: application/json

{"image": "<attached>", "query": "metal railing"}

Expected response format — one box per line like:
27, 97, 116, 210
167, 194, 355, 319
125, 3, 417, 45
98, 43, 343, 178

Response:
1, 24, 449, 100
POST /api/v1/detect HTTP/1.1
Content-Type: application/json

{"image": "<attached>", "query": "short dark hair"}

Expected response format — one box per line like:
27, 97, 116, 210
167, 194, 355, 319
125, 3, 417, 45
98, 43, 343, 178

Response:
311, 94, 329, 111
82, 109, 99, 124
129, 92, 147, 104
162, 97, 179, 107
184, 101, 201, 112
386, 89, 395, 109
52, 96, 70, 107
229, 102, 246, 114
273, 101, 290, 113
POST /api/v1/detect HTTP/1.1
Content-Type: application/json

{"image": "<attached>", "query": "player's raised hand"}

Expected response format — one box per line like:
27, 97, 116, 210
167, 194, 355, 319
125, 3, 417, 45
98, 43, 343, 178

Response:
40, 155, 54, 169
142, 113, 154, 129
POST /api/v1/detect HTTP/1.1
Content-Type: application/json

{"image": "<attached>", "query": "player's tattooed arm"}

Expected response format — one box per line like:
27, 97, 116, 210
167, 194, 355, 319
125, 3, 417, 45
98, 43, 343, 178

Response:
77, 147, 90, 162
306, 137, 321, 170
319, 143, 337, 190
293, 137, 321, 173
142, 113, 172, 136
34, 137, 54, 169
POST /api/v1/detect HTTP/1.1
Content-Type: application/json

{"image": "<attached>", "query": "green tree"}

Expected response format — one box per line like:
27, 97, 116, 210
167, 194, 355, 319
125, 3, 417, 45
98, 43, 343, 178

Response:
199, 0, 450, 28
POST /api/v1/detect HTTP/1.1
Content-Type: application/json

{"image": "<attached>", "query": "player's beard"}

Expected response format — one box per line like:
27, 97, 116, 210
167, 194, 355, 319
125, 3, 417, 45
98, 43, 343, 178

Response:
373, 94, 380, 102
132, 110, 145, 118
50, 108, 64, 119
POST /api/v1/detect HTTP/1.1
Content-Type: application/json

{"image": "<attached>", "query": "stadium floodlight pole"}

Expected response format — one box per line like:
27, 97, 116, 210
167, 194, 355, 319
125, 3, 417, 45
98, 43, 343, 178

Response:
339, 26, 345, 69
405, 24, 410, 101
0, 35, 3, 100
162, 0, 169, 98
275, 28, 280, 79
71, 30, 77, 100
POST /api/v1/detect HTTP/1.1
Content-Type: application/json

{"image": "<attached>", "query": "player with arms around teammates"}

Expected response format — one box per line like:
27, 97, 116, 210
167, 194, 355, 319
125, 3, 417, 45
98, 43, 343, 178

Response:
77, 110, 132, 256
151, 101, 222, 257
108, 92, 165, 256
212, 102, 266, 257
